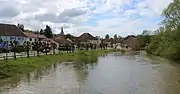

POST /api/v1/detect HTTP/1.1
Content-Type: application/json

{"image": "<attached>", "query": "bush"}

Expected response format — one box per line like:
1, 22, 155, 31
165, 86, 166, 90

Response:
0, 48, 9, 53
10, 45, 25, 53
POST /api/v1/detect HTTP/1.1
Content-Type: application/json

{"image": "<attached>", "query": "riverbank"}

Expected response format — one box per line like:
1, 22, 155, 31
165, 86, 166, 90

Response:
0, 49, 114, 79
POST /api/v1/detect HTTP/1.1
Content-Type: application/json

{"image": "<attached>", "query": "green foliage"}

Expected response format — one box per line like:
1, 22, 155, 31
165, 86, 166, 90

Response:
137, 35, 151, 49
114, 34, 117, 39
162, 0, 180, 30
146, 28, 180, 60
105, 34, 110, 39
146, 0, 180, 61
40, 29, 44, 35
44, 25, 53, 38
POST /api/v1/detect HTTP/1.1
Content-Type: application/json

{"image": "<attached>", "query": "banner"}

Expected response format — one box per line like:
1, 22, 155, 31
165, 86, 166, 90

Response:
0, 42, 8, 49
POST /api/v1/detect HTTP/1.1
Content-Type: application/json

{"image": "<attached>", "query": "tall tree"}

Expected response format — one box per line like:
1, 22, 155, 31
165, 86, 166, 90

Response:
23, 41, 31, 58
114, 34, 117, 39
44, 25, 53, 38
142, 30, 151, 35
40, 29, 44, 35
162, 0, 180, 30
146, 0, 180, 60
105, 34, 110, 39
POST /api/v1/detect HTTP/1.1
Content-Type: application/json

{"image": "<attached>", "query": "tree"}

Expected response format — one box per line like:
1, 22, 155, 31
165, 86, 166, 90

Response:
142, 30, 151, 35
137, 35, 151, 49
17, 23, 24, 32
32, 41, 40, 57
9, 40, 19, 60
44, 25, 53, 38
23, 41, 31, 58
114, 34, 117, 39
162, 0, 180, 30
51, 43, 57, 54
105, 34, 110, 39
146, 0, 180, 61
40, 29, 44, 35
114, 34, 118, 48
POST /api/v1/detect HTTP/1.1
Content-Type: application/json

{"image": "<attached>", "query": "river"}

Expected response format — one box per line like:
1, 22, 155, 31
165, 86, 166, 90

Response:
1, 52, 180, 94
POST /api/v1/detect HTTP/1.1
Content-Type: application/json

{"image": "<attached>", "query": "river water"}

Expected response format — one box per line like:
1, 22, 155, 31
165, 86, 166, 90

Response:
1, 52, 180, 94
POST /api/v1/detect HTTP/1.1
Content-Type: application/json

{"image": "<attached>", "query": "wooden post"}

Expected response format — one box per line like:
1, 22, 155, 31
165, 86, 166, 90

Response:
37, 30, 40, 57
5, 27, 8, 62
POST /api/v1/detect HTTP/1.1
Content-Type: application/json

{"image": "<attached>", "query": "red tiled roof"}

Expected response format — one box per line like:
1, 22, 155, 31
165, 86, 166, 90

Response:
24, 32, 46, 39
0, 23, 26, 36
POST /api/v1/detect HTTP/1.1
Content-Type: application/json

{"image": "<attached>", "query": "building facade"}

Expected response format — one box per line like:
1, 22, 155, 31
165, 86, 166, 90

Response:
0, 23, 26, 45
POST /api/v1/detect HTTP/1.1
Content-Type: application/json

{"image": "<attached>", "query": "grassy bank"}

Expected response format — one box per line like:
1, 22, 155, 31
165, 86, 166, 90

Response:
0, 49, 114, 79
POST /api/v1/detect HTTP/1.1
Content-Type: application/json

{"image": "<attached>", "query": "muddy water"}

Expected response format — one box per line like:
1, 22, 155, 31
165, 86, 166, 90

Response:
1, 52, 180, 94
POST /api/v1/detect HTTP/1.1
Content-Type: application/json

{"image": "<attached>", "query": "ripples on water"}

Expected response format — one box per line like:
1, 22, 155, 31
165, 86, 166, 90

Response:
1, 52, 180, 94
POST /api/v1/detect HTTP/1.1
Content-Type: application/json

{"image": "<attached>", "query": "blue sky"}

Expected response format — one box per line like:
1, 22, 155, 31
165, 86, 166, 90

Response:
0, 0, 172, 37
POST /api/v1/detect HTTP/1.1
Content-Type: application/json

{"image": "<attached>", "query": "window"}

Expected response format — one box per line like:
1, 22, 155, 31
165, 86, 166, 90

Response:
18, 37, 22, 40
10, 36, 15, 40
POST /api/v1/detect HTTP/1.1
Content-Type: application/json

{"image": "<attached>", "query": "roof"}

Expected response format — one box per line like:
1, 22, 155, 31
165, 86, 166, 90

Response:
116, 38, 124, 43
54, 38, 72, 45
122, 35, 138, 48
41, 38, 58, 44
79, 33, 98, 41
0, 23, 26, 36
123, 35, 136, 41
65, 34, 78, 42
24, 32, 46, 39
103, 38, 114, 43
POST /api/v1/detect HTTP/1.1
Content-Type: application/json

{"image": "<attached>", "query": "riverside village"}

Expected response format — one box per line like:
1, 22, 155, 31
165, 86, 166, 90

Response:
0, 0, 180, 94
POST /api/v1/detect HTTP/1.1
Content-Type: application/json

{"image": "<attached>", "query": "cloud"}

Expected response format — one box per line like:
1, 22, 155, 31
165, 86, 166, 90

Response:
0, 1, 20, 18
0, 0, 172, 37
34, 8, 88, 23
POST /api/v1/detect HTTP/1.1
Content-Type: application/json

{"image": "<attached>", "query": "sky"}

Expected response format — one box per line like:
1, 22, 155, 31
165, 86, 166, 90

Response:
0, 0, 172, 37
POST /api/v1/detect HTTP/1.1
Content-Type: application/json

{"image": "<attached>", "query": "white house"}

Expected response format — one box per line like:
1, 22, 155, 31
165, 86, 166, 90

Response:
24, 32, 47, 42
0, 23, 26, 45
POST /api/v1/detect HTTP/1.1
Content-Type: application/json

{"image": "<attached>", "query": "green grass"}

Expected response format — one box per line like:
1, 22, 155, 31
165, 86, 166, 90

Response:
0, 49, 114, 79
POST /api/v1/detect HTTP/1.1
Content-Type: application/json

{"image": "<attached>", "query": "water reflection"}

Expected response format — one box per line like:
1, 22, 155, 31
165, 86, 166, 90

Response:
0, 76, 21, 93
1, 52, 180, 94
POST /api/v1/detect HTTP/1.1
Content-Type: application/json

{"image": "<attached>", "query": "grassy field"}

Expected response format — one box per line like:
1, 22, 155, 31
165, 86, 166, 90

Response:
0, 49, 113, 79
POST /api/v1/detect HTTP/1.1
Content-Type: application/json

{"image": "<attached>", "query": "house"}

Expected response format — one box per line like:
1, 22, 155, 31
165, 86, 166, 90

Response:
0, 23, 26, 45
24, 32, 47, 42
78, 33, 99, 44
54, 37, 73, 47
122, 35, 139, 50
103, 38, 114, 47
41, 38, 59, 49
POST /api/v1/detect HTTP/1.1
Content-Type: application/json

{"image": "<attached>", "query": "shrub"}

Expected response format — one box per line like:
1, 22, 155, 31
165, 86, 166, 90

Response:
10, 45, 25, 53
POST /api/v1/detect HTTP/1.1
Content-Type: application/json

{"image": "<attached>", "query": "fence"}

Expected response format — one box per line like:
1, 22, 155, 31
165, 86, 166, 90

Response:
0, 51, 55, 60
